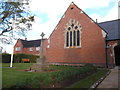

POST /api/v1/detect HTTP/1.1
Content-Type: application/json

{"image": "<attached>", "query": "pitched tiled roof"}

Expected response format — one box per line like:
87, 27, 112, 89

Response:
99, 19, 120, 40
20, 39, 41, 48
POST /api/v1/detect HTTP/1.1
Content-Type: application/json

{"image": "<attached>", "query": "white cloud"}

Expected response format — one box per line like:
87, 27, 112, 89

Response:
29, 0, 119, 38
102, 2, 118, 22
90, 1, 118, 23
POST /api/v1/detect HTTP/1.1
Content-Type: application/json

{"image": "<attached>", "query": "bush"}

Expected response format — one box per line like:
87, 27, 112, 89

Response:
2, 53, 11, 63
11, 74, 52, 88
2, 53, 39, 63
49, 65, 96, 84
10, 65, 97, 88
84, 63, 94, 67
13, 54, 38, 63
10, 78, 33, 88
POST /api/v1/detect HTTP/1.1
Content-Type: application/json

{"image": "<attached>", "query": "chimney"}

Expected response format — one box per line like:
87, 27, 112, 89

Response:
96, 19, 98, 23
25, 38, 27, 40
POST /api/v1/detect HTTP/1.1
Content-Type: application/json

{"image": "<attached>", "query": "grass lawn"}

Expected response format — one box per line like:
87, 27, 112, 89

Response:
2, 63, 108, 88
2, 63, 34, 88
2, 63, 81, 88
66, 69, 108, 88
0, 63, 2, 89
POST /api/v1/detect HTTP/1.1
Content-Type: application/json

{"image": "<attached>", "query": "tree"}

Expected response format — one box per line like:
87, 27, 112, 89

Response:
0, 0, 34, 44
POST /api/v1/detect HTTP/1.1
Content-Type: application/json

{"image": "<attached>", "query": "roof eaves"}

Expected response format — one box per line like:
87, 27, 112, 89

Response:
98, 19, 120, 24
73, 4, 108, 34
19, 39, 25, 48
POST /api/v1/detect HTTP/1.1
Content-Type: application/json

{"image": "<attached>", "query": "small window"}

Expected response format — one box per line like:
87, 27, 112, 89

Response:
73, 31, 76, 46
68, 27, 71, 30
66, 32, 69, 47
15, 47, 21, 51
70, 31, 72, 46
71, 24, 74, 27
75, 26, 78, 29
77, 30, 80, 46
29, 48, 33, 51
36, 47, 40, 51
71, 7, 74, 10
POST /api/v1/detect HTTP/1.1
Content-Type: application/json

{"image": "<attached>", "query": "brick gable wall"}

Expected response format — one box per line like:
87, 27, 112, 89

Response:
45, 3, 106, 65
14, 39, 23, 54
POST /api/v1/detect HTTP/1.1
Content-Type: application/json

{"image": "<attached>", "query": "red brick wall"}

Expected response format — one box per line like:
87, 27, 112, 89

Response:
46, 4, 106, 65
14, 39, 48, 56
107, 40, 120, 66
14, 39, 23, 54
22, 47, 40, 55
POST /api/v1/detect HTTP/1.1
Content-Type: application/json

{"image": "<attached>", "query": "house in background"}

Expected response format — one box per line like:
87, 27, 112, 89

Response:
14, 2, 120, 68
14, 38, 47, 56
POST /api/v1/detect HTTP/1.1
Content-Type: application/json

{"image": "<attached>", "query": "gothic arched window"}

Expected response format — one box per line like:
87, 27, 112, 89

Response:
64, 19, 82, 48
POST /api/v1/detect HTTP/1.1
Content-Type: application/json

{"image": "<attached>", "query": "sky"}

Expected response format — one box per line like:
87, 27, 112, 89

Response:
2, 0, 120, 53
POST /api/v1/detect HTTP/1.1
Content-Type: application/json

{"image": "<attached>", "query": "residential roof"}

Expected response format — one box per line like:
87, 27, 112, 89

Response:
99, 19, 120, 41
20, 39, 42, 48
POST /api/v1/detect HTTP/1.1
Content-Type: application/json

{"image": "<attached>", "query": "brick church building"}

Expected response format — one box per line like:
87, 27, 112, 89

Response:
14, 2, 120, 68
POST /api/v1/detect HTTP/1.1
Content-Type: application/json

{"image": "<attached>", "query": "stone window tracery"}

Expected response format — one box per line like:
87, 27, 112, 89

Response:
64, 19, 82, 48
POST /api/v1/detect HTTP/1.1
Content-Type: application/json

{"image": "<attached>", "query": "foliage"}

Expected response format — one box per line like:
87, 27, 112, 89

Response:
2, 63, 109, 89
2, 64, 97, 88
66, 69, 109, 88
2, 63, 34, 88
13, 53, 39, 63
2, 53, 11, 63
49, 64, 96, 84
84, 63, 94, 67
0, 0, 34, 44
2, 53, 39, 63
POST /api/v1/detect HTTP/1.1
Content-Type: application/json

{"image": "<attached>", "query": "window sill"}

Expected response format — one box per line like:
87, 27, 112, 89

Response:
64, 46, 81, 49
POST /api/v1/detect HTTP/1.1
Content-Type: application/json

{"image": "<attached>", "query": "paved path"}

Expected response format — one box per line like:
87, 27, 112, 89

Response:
97, 67, 120, 89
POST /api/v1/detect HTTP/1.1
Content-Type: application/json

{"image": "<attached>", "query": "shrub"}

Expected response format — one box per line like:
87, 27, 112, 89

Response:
84, 63, 94, 67
30, 74, 51, 88
49, 65, 96, 84
13, 54, 39, 63
10, 65, 97, 88
2, 53, 11, 63
2, 53, 39, 63
10, 78, 33, 88
11, 74, 52, 88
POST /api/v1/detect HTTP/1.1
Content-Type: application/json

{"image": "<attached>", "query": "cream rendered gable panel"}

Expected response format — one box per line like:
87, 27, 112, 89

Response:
48, 39, 50, 43
47, 45, 50, 48
47, 39, 50, 48
63, 15, 65, 18
101, 29, 107, 38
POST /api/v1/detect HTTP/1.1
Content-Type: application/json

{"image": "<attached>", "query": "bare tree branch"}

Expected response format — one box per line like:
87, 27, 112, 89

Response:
0, 1, 34, 44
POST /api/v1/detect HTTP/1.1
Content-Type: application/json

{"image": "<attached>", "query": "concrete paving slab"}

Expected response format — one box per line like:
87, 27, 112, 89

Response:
97, 67, 120, 89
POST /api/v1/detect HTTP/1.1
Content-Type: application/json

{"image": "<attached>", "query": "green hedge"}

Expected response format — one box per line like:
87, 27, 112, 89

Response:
2, 53, 39, 63
10, 65, 96, 88
2, 53, 11, 63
